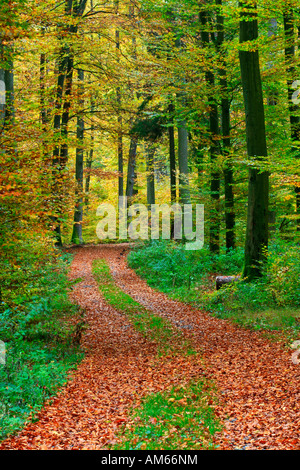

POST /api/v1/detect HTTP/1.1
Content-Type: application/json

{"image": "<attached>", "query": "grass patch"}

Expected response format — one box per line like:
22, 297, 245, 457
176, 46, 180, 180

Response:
111, 380, 221, 450
92, 259, 195, 356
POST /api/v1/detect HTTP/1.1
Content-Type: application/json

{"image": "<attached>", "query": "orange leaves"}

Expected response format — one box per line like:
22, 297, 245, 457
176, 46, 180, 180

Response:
1, 245, 300, 451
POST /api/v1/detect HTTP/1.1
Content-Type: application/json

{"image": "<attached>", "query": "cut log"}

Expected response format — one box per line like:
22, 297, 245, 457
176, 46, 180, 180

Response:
216, 275, 241, 290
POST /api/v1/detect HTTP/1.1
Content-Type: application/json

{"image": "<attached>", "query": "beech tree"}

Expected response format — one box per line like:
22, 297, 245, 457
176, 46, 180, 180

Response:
239, 0, 269, 279
283, 3, 300, 229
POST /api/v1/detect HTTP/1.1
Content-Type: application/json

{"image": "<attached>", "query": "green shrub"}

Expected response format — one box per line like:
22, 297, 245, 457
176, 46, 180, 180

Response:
0, 241, 84, 441
128, 240, 244, 293
128, 238, 300, 334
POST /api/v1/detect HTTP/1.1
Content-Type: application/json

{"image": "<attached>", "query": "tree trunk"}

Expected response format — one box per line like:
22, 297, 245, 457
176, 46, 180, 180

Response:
126, 133, 138, 205
115, 18, 123, 198
216, 0, 235, 251
85, 93, 95, 208
167, 101, 177, 238
168, 102, 177, 204
0, 42, 14, 133
71, 68, 84, 244
84, 149, 93, 207
146, 142, 155, 209
51, 0, 87, 246
175, 37, 191, 207
59, 52, 74, 168
200, 9, 220, 254
283, 6, 300, 230
239, 0, 269, 280
208, 74, 221, 254
177, 121, 191, 205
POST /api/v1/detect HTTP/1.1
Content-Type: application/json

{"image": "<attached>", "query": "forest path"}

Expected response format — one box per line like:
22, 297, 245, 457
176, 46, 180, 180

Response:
1, 244, 300, 450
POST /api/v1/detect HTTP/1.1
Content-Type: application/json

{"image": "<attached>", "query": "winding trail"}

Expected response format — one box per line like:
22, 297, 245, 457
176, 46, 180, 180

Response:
0, 244, 300, 450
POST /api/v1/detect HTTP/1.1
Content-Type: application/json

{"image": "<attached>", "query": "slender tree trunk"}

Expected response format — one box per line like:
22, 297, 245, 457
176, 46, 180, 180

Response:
126, 2, 139, 207
126, 133, 138, 205
168, 102, 177, 204
85, 95, 94, 208
115, 14, 123, 198
222, 88, 235, 251
208, 75, 221, 254
4, 64, 14, 130
267, 18, 278, 106
84, 149, 93, 206
146, 142, 155, 209
51, 43, 70, 246
125, 95, 151, 207
0, 41, 14, 134
117, 91, 123, 198
177, 121, 191, 205
216, 0, 235, 251
71, 68, 84, 244
283, 6, 300, 229
239, 1, 269, 280
0, 66, 4, 130
200, 9, 220, 254
175, 38, 191, 206
40, 50, 51, 156
51, 0, 87, 246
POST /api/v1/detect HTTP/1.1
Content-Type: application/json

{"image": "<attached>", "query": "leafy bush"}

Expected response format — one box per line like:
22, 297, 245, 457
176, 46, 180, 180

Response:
128, 238, 300, 334
0, 238, 84, 441
128, 240, 244, 293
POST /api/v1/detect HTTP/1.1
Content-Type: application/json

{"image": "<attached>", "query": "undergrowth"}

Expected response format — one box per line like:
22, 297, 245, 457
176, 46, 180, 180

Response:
127, 238, 300, 341
0, 242, 84, 441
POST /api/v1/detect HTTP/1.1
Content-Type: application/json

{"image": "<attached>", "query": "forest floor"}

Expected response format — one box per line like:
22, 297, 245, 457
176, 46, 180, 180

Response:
0, 244, 300, 450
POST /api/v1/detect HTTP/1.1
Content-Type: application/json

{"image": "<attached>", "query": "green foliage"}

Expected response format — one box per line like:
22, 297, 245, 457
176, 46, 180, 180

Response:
128, 238, 300, 335
202, 239, 300, 329
0, 245, 84, 441
111, 380, 221, 450
130, 112, 165, 141
128, 240, 244, 294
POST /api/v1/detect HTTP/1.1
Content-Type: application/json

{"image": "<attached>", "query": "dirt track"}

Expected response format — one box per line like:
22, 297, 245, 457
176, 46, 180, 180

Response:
1, 244, 299, 450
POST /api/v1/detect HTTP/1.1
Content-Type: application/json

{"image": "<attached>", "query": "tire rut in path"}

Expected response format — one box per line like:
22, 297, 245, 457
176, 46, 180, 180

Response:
106, 244, 300, 450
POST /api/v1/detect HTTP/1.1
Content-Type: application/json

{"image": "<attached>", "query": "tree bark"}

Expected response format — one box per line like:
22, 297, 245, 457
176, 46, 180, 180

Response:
177, 120, 191, 205
125, 133, 138, 205
239, 1, 269, 280
115, 14, 123, 198
216, 0, 235, 251
200, 9, 220, 254
51, 0, 87, 246
85, 95, 94, 208
0, 42, 14, 135
283, 6, 300, 230
71, 68, 85, 244
146, 142, 155, 209
175, 38, 191, 207
168, 102, 177, 204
